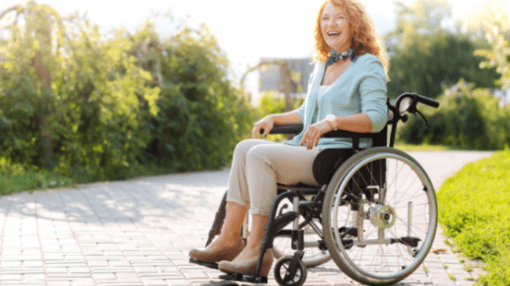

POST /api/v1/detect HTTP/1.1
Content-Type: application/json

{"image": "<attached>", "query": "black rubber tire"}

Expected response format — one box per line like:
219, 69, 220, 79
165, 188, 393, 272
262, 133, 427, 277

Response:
274, 256, 308, 286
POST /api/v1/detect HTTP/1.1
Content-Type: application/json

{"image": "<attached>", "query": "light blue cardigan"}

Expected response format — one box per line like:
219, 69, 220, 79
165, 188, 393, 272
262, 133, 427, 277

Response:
285, 53, 388, 149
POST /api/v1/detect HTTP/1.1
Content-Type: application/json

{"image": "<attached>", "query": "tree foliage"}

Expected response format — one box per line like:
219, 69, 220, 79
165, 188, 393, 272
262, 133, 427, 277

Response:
0, 2, 254, 182
257, 91, 303, 118
255, 91, 304, 142
386, 0, 499, 99
469, 0, 510, 90
145, 24, 254, 171
398, 81, 510, 150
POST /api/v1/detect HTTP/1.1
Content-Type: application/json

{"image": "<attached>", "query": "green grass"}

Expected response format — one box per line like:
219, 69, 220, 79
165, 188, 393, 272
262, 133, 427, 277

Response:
0, 157, 180, 196
437, 150, 510, 286
0, 158, 76, 196
0, 171, 76, 195
448, 273, 457, 281
463, 263, 474, 272
393, 142, 463, 151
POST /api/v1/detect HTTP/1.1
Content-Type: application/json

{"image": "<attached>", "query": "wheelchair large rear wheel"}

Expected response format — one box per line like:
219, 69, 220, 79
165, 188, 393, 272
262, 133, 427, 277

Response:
322, 147, 437, 285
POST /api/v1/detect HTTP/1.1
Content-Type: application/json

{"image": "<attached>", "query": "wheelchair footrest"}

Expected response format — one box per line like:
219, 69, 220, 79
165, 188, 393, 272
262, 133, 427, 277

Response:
189, 257, 219, 269
219, 273, 268, 284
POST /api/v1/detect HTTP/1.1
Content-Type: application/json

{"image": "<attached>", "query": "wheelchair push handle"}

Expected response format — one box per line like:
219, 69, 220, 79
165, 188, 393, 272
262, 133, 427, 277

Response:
393, 93, 439, 128
415, 93, 439, 109
397, 93, 439, 112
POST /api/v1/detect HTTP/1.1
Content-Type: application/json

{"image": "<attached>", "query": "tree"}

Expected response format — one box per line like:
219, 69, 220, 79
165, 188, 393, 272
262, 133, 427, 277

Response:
0, 2, 254, 181
385, 0, 499, 99
0, 2, 63, 169
0, 3, 160, 180
137, 23, 255, 171
469, 0, 510, 90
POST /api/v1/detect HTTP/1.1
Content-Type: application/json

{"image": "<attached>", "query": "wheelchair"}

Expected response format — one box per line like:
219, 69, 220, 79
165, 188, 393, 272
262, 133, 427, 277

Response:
190, 93, 440, 285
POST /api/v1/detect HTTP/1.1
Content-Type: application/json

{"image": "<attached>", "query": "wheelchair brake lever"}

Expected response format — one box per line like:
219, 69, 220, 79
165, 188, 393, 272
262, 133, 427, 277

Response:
416, 110, 428, 126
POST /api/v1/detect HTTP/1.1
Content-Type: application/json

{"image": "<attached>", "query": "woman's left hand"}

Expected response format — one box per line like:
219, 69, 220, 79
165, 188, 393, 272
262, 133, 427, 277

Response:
300, 120, 334, 150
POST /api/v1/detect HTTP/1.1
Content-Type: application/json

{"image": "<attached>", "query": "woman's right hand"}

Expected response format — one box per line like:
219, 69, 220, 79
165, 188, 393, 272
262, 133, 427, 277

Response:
252, 115, 275, 139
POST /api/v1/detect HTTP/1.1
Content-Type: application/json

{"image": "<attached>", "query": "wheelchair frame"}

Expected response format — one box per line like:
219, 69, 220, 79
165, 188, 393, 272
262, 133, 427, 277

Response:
190, 93, 440, 286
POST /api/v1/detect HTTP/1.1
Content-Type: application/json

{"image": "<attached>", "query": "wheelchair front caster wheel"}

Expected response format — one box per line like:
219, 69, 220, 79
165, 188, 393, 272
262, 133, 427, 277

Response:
274, 256, 307, 286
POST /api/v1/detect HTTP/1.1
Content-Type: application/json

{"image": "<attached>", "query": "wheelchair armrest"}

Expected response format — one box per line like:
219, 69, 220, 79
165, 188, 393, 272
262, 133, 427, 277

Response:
261, 124, 380, 140
322, 130, 381, 140
260, 124, 386, 150
262, 124, 304, 134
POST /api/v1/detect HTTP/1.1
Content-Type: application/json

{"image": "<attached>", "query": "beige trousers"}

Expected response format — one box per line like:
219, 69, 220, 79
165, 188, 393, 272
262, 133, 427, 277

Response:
227, 139, 321, 216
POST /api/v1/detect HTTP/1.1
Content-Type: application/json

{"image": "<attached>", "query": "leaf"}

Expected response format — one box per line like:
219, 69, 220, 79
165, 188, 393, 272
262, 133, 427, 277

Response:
429, 248, 448, 254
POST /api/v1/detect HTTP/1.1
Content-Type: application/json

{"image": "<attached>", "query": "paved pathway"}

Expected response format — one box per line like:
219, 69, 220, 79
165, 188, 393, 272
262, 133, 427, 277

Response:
0, 151, 493, 286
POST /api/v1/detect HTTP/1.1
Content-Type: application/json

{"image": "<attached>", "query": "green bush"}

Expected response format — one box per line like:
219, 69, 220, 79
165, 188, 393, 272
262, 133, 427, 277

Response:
145, 25, 254, 172
257, 91, 305, 118
0, 4, 254, 186
438, 150, 510, 285
397, 81, 510, 150
255, 91, 305, 142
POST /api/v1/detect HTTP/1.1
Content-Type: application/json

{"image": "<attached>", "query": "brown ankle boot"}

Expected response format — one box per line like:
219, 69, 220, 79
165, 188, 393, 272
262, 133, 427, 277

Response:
218, 249, 273, 276
189, 239, 244, 263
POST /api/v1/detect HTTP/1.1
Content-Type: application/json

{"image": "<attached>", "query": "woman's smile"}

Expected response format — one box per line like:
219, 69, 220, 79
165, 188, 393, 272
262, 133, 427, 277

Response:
321, 3, 351, 53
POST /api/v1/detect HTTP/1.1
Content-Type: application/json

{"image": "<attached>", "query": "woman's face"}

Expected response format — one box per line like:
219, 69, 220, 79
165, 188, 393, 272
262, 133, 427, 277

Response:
321, 2, 351, 53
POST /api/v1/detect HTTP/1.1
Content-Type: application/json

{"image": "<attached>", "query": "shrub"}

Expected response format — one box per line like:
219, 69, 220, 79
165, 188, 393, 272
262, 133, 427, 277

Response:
397, 81, 510, 150
255, 91, 305, 142
0, 4, 254, 184
143, 25, 255, 172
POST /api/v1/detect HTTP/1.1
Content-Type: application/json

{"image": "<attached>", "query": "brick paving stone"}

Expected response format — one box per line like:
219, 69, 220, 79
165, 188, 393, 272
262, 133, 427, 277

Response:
48, 282, 73, 286
22, 273, 46, 280
162, 279, 192, 286
92, 273, 117, 280
70, 279, 96, 285
431, 278, 457, 286
456, 280, 478, 286
142, 280, 168, 286
49, 274, 92, 279
0, 274, 22, 280
2, 284, 46, 286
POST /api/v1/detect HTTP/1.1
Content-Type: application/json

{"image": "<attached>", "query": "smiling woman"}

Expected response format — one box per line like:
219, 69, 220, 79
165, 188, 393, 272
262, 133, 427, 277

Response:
313, 0, 388, 75
188, 0, 388, 282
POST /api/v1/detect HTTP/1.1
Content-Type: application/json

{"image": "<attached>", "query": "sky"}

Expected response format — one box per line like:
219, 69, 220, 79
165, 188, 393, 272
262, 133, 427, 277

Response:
2, 0, 508, 102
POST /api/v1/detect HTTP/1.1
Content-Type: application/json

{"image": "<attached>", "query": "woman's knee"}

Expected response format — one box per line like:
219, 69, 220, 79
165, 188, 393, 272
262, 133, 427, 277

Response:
245, 145, 277, 177
234, 139, 259, 157
233, 139, 273, 163
246, 145, 266, 164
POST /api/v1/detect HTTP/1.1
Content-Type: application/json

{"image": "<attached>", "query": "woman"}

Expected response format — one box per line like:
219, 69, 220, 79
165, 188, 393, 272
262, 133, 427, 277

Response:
189, 0, 388, 276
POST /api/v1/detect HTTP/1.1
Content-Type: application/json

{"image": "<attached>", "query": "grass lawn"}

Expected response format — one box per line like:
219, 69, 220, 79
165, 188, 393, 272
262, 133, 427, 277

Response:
0, 158, 76, 196
0, 158, 176, 196
393, 142, 464, 151
437, 150, 510, 285
0, 171, 75, 196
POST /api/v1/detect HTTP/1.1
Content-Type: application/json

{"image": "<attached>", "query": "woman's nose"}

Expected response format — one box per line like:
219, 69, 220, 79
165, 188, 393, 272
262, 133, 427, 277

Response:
323, 20, 334, 29
326, 19, 339, 28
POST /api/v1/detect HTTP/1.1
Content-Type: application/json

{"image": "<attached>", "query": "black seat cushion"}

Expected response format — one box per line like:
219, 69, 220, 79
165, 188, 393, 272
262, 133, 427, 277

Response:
312, 149, 354, 185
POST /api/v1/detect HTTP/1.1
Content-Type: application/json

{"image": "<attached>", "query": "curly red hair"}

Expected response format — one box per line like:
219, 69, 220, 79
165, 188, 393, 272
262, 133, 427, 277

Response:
313, 0, 388, 75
